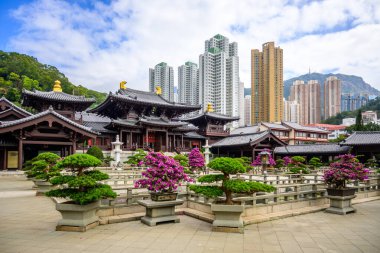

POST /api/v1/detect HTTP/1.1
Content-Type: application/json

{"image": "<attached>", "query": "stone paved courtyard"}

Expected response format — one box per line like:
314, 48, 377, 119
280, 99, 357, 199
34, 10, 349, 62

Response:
0, 176, 379, 253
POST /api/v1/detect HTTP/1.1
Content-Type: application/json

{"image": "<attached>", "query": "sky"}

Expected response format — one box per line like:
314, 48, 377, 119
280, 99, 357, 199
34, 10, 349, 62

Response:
0, 0, 380, 93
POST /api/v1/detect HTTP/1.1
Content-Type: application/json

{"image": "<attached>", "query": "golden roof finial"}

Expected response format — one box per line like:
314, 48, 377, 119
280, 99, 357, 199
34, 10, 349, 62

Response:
53, 80, 62, 92
155, 86, 162, 95
206, 103, 214, 112
120, 80, 127, 90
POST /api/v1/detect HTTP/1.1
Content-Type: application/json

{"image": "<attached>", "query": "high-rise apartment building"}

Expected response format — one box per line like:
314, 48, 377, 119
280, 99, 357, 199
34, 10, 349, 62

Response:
324, 76, 341, 119
283, 99, 301, 123
149, 62, 174, 101
199, 34, 239, 117
178, 62, 199, 105
308, 80, 321, 124
341, 93, 369, 112
251, 42, 283, 124
244, 95, 251, 126
238, 81, 245, 126
290, 80, 309, 125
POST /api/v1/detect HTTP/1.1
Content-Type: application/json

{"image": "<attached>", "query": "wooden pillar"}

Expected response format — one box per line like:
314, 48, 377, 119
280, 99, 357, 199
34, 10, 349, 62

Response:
166, 131, 169, 152
18, 138, 23, 170
145, 128, 149, 147
181, 134, 184, 148
3, 149, 6, 170
129, 131, 132, 149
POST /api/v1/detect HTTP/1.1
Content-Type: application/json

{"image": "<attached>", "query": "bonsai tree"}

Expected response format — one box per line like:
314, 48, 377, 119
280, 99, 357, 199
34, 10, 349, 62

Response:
189, 157, 275, 205
288, 156, 310, 174
235, 157, 253, 172
173, 154, 189, 167
324, 154, 370, 189
365, 158, 377, 168
124, 149, 146, 165
134, 152, 193, 192
102, 156, 114, 166
87, 146, 104, 161
46, 154, 116, 205
26, 152, 61, 180
188, 148, 205, 172
275, 159, 284, 169
309, 157, 323, 170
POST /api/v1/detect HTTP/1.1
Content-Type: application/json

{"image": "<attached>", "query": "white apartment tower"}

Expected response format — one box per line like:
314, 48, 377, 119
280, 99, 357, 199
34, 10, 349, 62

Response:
290, 80, 309, 125
149, 62, 174, 101
238, 81, 245, 126
244, 95, 251, 126
199, 34, 240, 117
178, 62, 199, 105
283, 99, 301, 123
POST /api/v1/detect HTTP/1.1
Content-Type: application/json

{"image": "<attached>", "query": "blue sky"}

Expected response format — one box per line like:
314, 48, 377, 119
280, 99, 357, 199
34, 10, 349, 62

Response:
1, 0, 380, 92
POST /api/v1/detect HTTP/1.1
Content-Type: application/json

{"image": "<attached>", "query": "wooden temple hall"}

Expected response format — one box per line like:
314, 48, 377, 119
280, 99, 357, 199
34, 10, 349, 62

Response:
1, 81, 237, 170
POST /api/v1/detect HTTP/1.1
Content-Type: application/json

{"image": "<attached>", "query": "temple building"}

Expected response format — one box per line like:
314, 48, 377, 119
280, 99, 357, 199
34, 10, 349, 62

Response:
0, 81, 204, 170
181, 103, 239, 144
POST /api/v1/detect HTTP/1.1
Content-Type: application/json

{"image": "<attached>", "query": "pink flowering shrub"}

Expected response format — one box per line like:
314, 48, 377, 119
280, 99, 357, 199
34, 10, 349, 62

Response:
283, 156, 292, 166
135, 152, 193, 192
251, 149, 276, 166
323, 154, 370, 189
189, 148, 205, 170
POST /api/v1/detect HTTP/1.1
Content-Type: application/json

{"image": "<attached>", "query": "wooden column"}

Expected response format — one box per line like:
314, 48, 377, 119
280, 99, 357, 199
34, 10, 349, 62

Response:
3, 149, 6, 170
72, 134, 77, 154
18, 138, 23, 170
181, 134, 184, 148
129, 131, 132, 149
166, 131, 169, 152
145, 128, 149, 147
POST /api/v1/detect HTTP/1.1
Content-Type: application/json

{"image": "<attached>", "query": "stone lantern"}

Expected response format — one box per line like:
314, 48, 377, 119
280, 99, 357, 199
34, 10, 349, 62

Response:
259, 150, 270, 175
111, 135, 123, 169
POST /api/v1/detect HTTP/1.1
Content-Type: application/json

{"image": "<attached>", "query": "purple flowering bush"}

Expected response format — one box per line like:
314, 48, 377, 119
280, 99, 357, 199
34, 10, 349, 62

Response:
283, 156, 292, 166
251, 149, 276, 166
135, 152, 193, 192
323, 154, 370, 189
189, 148, 205, 170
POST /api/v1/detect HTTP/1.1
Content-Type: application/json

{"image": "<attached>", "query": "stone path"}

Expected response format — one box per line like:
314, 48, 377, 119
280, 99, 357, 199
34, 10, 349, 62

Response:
0, 176, 380, 253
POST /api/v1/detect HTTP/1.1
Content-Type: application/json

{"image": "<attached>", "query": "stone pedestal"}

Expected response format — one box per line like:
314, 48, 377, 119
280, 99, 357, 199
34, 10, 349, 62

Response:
211, 204, 245, 233
326, 195, 356, 215
203, 140, 211, 174
137, 199, 184, 226
111, 135, 123, 169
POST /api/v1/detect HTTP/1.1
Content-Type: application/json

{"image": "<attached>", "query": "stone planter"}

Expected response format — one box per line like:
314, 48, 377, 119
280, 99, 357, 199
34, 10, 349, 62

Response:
326, 188, 356, 215
211, 204, 245, 233
150, 192, 178, 201
55, 201, 100, 232
34, 179, 56, 196
137, 199, 184, 226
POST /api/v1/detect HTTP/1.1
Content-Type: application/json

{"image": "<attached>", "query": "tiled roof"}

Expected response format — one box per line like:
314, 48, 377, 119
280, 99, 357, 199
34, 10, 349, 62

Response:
111, 119, 139, 127
306, 124, 347, 131
230, 126, 259, 135
174, 123, 199, 131
0, 97, 32, 116
22, 89, 96, 103
341, 132, 380, 145
211, 131, 269, 147
183, 112, 239, 122
184, 131, 206, 139
115, 88, 201, 109
282, 122, 330, 133
82, 122, 117, 134
261, 122, 290, 130
0, 107, 97, 134
75, 112, 111, 123
139, 116, 187, 127
274, 144, 350, 155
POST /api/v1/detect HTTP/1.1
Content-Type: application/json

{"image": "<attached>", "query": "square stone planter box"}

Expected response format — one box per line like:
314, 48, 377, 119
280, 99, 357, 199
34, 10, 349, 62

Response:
211, 204, 245, 233
326, 188, 356, 215
34, 179, 56, 196
137, 199, 184, 226
55, 201, 100, 232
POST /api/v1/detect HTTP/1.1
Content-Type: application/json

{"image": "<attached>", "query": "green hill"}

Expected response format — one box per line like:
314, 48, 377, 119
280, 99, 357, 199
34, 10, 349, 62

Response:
0, 51, 106, 107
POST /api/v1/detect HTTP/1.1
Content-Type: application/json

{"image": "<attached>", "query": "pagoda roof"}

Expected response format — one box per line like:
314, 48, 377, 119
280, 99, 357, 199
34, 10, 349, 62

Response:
22, 89, 96, 104
0, 107, 97, 137
184, 131, 206, 139
182, 112, 239, 123
282, 121, 330, 133
341, 132, 380, 146
274, 144, 350, 155
0, 97, 32, 119
89, 88, 201, 118
138, 116, 188, 128
75, 112, 117, 134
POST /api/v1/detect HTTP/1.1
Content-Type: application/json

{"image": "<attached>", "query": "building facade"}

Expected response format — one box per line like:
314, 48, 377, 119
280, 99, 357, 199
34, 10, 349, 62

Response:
251, 42, 283, 124
308, 80, 321, 124
238, 81, 245, 126
324, 76, 341, 119
290, 80, 309, 125
244, 95, 251, 126
199, 34, 240, 118
149, 62, 174, 101
283, 99, 301, 123
341, 93, 369, 112
178, 62, 199, 105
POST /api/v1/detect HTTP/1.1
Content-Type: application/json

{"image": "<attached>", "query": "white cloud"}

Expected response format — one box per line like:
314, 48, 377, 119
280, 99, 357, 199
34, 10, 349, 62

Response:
7, 0, 380, 92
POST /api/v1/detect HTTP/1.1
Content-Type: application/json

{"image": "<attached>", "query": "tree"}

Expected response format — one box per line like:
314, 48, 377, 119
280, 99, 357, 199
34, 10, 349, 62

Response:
188, 148, 205, 171
189, 157, 275, 205
87, 146, 104, 161
354, 109, 363, 131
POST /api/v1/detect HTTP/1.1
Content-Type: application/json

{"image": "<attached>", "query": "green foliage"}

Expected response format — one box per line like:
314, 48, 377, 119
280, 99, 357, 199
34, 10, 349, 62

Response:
308, 157, 323, 169
329, 134, 347, 143
25, 152, 61, 180
124, 149, 146, 165
102, 156, 114, 166
291, 156, 306, 163
275, 159, 284, 168
289, 167, 310, 174
173, 154, 189, 167
0, 50, 106, 106
234, 157, 253, 171
208, 157, 246, 174
86, 146, 104, 161
365, 158, 378, 168
46, 154, 115, 205
190, 157, 276, 204
288, 156, 310, 174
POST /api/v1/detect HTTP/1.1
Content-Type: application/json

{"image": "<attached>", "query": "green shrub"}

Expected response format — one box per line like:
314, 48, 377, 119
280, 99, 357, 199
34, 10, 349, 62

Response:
275, 159, 284, 168
46, 154, 116, 205
87, 146, 104, 161
288, 156, 309, 174
25, 152, 61, 180
102, 156, 114, 166
308, 157, 323, 169
189, 157, 275, 204
235, 157, 253, 171
365, 158, 377, 168
289, 167, 310, 174
124, 149, 146, 165
173, 154, 189, 167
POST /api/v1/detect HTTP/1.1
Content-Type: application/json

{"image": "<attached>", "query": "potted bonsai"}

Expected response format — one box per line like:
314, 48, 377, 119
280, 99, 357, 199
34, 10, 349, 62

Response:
189, 148, 205, 173
124, 148, 146, 167
135, 152, 193, 201
134, 152, 193, 226
26, 152, 61, 195
323, 154, 370, 215
46, 154, 116, 231
308, 157, 323, 171
287, 156, 310, 175
189, 157, 275, 232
